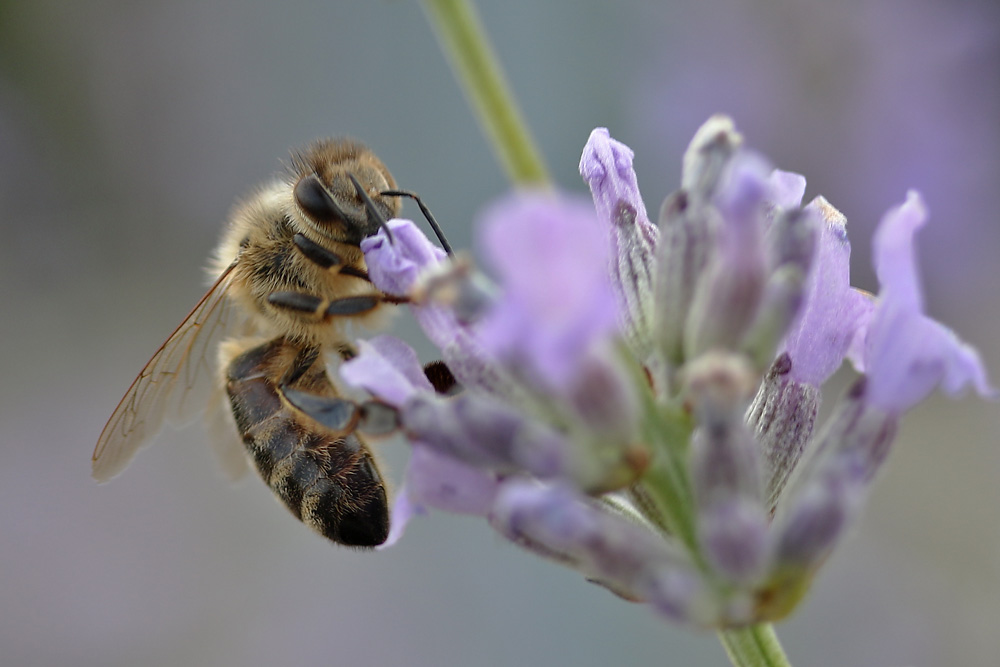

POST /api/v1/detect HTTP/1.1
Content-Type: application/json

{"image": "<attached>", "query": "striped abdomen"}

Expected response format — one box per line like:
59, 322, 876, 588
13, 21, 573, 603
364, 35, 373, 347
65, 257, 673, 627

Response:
225, 338, 389, 547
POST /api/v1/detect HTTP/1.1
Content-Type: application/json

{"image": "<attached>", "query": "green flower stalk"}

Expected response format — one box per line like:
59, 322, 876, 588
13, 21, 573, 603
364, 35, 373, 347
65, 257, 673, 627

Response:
421, 0, 550, 187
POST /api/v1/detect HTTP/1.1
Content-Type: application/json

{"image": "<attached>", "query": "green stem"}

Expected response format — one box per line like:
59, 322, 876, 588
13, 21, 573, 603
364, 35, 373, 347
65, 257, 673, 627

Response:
422, 0, 552, 187
718, 624, 792, 667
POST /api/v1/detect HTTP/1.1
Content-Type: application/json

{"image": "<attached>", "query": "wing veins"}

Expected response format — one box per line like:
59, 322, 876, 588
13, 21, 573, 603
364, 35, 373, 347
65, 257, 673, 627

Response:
92, 262, 243, 481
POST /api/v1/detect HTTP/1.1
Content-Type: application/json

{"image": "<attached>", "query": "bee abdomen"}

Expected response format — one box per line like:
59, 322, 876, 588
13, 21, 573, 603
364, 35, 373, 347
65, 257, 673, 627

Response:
225, 339, 389, 547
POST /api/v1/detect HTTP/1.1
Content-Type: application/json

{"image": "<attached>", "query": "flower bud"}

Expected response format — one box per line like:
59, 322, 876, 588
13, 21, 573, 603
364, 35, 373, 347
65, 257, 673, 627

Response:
745, 353, 820, 509
580, 128, 659, 360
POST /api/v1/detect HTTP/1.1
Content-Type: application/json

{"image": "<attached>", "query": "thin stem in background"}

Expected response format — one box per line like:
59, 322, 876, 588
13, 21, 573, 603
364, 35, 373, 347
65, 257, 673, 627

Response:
422, 0, 551, 187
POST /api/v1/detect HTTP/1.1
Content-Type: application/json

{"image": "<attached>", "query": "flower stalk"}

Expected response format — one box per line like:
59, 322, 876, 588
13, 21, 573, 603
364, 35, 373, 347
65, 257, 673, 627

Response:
719, 625, 793, 667
421, 0, 551, 186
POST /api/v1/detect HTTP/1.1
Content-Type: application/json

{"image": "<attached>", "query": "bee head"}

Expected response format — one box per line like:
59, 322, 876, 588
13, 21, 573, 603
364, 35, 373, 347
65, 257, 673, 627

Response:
290, 139, 401, 246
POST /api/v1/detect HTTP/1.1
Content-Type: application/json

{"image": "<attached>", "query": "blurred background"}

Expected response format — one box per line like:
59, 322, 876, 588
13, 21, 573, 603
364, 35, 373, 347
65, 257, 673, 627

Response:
1, 0, 998, 665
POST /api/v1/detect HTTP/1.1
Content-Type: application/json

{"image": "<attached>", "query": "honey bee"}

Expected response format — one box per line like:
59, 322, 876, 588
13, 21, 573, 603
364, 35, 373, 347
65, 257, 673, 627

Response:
94, 138, 440, 547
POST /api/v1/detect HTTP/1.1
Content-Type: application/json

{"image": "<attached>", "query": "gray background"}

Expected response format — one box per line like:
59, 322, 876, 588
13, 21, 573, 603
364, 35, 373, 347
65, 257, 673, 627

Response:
1, 1, 998, 665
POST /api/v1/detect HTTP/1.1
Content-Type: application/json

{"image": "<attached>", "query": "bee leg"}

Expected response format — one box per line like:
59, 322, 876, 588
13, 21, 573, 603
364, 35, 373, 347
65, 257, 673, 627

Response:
275, 345, 360, 434
292, 233, 370, 281
276, 344, 401, 437
268, 291, 409, 320
281, 386, 399, 437
324, 294, 409, 316
279, 344, 321, 387
282, 387, 361, 434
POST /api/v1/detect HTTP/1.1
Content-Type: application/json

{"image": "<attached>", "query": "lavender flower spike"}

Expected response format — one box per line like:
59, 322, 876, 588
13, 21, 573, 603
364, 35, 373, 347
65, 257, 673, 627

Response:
861, 191, 995, 413
342, 117, 993, 632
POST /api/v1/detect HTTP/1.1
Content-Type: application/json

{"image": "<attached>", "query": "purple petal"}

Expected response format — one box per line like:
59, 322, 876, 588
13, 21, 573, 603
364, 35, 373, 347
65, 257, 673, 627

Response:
475, 193, 619, 389
361, 218, 447, 296
579, 128, 654, 236
362, 220, 508, 392
780, 197, 873, 386
379, 445, 499, 550
863, 192, 994, 412
713, 151, 771, 227
872, 191, 925, 310
406, 445, 499, 515
377, 481, 425, 549
378, 445, 499, 549
767, 169, 807, 210
340, 335, 433, 406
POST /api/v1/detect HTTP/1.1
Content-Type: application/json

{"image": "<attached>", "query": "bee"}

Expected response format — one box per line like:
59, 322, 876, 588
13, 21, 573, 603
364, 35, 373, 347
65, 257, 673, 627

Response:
93, 138, 442, 547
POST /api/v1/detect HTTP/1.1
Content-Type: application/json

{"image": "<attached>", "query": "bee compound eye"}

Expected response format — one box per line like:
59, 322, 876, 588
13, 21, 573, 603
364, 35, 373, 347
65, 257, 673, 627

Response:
294, 173, 347, 224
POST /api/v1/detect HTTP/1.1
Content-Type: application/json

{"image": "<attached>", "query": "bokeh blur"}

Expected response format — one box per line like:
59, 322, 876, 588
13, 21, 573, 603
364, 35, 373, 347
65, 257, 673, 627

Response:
1, 1, 998, 665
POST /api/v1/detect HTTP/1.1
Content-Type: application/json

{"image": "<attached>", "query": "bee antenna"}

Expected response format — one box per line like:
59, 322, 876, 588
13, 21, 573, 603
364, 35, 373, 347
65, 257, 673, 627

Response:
380, 189, 454, 256
348, 173, 395, 245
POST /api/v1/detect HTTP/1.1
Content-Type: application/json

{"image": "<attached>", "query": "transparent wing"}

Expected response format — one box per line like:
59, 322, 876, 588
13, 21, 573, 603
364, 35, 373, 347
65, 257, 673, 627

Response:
204, 383, 251, 482
92, 262, 248, 482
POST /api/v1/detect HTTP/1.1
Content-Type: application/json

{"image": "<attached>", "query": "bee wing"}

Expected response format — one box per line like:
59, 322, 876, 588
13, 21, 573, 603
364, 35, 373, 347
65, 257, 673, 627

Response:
204, 383, 251, 481
93, 262, 248, 482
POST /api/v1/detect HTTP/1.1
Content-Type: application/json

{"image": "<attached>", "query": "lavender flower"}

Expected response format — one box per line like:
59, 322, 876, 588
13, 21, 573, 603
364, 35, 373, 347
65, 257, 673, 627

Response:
341, 116, 992, 628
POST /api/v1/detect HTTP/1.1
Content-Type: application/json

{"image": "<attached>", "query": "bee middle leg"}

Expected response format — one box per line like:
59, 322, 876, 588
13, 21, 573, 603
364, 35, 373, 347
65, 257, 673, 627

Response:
267, 290, 408, 320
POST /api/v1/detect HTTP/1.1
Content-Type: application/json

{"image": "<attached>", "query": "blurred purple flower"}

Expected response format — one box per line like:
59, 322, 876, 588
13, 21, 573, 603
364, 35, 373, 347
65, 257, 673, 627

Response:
475, 194, 619, 391
341, 334, 500, 546
343, 116, 992, 628
382, 445, 499, 549
340, 335, 432, 405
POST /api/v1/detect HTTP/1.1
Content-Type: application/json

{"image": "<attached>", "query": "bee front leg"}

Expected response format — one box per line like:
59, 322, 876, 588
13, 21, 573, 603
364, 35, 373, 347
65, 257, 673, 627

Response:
291, 233, 370, 281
